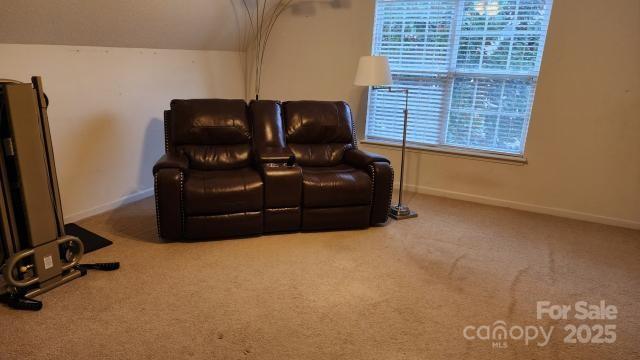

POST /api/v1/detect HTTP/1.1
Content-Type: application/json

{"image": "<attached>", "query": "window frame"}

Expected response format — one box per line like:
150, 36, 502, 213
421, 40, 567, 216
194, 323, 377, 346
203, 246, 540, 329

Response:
363, 0, 553, 162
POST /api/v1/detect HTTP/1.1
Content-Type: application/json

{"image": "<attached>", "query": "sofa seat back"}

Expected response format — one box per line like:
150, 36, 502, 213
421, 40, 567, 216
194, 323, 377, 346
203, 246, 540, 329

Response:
283, 101, 355, 167
169, 99, 252, 170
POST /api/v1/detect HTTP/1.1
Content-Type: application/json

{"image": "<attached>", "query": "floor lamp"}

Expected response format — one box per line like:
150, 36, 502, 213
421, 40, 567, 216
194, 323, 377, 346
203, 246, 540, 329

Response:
354, 56, 417, 220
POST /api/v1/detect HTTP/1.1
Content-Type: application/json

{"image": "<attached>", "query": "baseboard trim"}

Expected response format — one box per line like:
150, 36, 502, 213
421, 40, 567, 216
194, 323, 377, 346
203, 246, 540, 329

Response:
64, 187, 154, 223
62, 183, 639, 230
397, 183, 640, 230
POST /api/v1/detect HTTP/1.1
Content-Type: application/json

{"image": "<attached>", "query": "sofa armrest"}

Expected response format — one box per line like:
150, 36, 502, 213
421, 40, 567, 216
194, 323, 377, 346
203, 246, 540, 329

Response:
256, 146, 295, 165
154, 168, 184, 240
153, 153, 189, 174
344, 149, 390, 169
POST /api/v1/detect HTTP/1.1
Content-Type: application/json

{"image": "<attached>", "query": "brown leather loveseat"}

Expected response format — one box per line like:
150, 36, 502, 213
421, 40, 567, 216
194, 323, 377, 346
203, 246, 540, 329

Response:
153, 99, 393, 240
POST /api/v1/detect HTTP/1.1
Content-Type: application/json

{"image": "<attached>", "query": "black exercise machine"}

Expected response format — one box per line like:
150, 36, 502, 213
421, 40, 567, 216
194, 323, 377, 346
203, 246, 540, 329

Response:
0, 76, 118, 311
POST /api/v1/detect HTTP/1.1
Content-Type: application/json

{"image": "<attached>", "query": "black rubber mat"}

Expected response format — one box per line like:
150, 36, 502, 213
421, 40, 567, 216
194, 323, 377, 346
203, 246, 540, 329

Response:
64, 223, 113, 254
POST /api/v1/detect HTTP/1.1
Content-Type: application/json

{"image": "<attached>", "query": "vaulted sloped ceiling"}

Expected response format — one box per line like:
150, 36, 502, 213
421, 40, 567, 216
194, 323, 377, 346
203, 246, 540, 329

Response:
0, 0, 248, 51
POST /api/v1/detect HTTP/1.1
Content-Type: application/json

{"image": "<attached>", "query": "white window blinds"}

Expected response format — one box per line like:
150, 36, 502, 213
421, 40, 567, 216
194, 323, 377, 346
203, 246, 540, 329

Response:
366, 0, 553, 155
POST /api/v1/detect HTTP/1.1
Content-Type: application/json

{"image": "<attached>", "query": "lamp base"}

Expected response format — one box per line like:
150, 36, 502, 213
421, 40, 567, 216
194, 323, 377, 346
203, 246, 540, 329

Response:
389, 204, 417, 220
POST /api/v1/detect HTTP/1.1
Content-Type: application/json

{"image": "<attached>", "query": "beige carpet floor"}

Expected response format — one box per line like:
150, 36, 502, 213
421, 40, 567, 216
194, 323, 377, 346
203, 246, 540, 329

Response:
1, 192, 639, 360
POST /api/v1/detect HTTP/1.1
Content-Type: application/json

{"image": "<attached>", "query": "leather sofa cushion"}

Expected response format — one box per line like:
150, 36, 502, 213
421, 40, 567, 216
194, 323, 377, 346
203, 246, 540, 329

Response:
170, 99, 250, 146
283, 101, 353, 144
260, 164, 302, 208
170, 99, 251, 169
302, 206, 370, 230
250, 100, 286, 149
288, 143, 352, 167
184, 212, 263, 239
184, 168, 263, 215
302, 164, 372, 208
179, 144, 251, 170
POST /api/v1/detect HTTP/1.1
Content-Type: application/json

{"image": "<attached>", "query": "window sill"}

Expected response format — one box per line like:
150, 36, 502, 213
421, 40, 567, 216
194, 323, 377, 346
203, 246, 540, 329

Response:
360, 139, 528, 165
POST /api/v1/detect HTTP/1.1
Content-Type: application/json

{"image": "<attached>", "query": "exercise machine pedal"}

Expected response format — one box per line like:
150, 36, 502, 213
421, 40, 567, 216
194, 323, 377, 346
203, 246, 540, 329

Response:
77, 262, 121, 272
0, 292, 43, 311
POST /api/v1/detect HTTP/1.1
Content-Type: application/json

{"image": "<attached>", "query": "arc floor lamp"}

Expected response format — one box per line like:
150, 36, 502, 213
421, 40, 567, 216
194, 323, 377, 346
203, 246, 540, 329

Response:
354, 56, 417, 220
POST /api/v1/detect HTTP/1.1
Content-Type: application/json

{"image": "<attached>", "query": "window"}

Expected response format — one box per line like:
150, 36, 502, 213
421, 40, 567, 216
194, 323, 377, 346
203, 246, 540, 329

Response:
365, 0, 553, 156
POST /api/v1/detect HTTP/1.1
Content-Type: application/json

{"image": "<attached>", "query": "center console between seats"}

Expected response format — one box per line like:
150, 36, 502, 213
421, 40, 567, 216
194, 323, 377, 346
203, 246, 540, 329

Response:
250, 101, 302, 232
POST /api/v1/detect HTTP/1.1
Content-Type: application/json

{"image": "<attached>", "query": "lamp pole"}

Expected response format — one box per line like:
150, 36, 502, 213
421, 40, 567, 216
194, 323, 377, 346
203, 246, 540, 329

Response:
375, 87, 417, 220
398, 88, 409, 209
354, 55, 416, 220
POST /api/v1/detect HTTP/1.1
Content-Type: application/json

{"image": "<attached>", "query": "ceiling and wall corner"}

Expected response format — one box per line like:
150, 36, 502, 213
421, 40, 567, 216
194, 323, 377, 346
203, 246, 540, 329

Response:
0, 0, 247, 51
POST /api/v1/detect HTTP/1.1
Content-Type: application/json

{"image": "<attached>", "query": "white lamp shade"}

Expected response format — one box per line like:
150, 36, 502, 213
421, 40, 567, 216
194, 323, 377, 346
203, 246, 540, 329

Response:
354, 56, 392, 87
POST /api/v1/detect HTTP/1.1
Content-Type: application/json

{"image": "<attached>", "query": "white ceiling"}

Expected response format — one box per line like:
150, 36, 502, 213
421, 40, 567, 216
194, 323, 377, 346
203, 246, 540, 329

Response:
0, 0, 248, 51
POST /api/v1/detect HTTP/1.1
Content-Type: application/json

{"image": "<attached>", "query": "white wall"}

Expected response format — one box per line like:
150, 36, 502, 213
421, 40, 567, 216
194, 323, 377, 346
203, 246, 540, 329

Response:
258, 0, 373, 137
0, 44, 245, 222
259, 0, 640, 229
